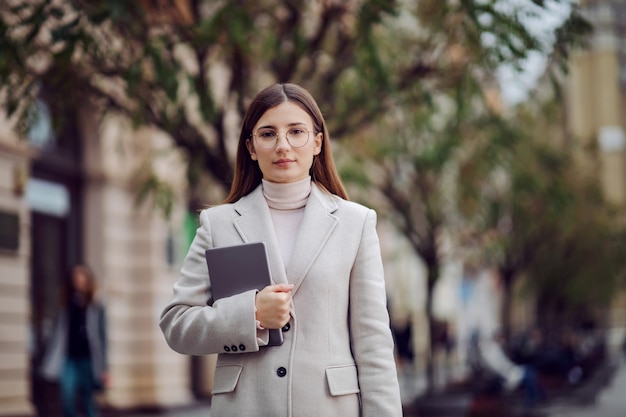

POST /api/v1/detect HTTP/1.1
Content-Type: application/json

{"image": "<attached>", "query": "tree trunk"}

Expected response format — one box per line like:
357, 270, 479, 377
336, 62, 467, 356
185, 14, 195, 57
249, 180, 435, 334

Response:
424, 264, 438, 394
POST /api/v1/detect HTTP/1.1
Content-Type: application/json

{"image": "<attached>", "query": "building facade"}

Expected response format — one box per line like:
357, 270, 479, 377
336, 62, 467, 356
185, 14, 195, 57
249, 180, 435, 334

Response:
0, 101, 210, 415
0, 137, 32, 416
566, 0, 626, 346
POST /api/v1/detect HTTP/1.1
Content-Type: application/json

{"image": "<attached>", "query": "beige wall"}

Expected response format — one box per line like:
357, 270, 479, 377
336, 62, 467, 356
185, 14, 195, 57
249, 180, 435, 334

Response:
567, 0, 626, 351
567, 1, 626, 207
0, 139, 34, 416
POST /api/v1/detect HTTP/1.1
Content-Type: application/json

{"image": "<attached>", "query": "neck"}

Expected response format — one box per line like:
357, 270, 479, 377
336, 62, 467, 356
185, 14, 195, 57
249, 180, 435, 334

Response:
262, 177, 312, 210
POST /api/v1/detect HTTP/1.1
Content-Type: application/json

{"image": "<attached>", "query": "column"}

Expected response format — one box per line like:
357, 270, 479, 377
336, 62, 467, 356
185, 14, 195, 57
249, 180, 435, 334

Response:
0, 139, 35, 416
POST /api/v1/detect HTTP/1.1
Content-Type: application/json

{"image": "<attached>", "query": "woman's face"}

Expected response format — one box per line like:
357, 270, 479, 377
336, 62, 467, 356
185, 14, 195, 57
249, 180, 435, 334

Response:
72, 269, 89, 293
247, 101, 322, 184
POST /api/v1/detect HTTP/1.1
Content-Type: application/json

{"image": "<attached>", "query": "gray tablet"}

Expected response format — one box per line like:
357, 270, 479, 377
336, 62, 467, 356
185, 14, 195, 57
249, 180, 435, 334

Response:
205, 241, 283, 346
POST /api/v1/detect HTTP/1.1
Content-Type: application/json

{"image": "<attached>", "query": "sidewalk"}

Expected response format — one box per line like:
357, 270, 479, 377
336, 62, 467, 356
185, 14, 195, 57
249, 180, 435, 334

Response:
111, 403, 211, 417
401, 353, 626, 417
544, 356, 626, 417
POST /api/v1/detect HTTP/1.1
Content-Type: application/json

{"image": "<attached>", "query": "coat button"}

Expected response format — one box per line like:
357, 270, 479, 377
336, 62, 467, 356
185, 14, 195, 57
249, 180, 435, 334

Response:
276, 367, 287, 377
224, 346, 230, 352
239, 344, 246, 351
231, 345, 238, 352
281, 323, 291, 332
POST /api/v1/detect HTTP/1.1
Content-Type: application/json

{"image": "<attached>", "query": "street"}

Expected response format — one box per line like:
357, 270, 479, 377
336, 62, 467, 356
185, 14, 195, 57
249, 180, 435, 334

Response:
544, 356, 626, 417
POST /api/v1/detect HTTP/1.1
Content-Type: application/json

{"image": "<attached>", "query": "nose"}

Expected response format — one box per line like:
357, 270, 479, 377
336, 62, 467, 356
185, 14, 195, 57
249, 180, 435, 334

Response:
275, 130, 290, 150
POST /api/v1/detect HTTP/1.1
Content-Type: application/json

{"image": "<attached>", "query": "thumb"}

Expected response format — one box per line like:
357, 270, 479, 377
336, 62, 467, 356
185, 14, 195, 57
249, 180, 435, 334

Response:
271, 283, 295, 293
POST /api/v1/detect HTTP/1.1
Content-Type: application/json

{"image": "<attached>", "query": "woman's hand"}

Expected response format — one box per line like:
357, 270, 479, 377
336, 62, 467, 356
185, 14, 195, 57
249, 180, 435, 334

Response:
255, 284, 294, 329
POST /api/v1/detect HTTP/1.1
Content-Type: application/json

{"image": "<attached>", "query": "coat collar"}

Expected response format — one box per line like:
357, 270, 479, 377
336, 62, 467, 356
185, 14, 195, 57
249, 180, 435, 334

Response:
232, 182, 339, 292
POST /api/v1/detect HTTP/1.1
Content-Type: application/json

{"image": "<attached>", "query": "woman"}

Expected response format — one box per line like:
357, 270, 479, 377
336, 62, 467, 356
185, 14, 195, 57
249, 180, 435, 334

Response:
41, 264, 108, 417
160, 83, 402, 416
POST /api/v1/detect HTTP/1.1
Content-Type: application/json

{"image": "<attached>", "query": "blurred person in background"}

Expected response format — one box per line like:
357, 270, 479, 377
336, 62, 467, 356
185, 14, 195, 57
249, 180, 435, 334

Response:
160, 83, 402, 417
41, 264, 108, 417
457, 261, 543, 408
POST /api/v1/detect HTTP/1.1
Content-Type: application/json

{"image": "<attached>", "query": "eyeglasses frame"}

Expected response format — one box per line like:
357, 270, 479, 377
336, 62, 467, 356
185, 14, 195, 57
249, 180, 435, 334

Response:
251, 128, 317, 150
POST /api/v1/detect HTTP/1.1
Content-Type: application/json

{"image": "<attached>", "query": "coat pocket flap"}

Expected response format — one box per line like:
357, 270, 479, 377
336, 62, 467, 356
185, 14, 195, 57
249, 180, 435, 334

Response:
326, 364, 360, 396
212, 365, 243, 394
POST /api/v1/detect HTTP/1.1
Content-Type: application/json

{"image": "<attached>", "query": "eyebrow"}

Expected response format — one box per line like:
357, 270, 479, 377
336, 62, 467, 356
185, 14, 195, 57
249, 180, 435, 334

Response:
257, 122, 309, 130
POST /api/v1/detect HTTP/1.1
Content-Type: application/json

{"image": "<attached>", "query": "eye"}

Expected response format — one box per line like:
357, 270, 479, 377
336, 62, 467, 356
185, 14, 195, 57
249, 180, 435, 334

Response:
258, 129, 277, 138
289, 128, 307, 135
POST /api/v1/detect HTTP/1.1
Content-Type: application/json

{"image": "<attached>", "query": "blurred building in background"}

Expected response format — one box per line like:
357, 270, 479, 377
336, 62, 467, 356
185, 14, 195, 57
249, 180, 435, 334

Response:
0, 100, 208, 415
0, 133, 32, 415
569, 0, 626, 204
566, 0, 626, 348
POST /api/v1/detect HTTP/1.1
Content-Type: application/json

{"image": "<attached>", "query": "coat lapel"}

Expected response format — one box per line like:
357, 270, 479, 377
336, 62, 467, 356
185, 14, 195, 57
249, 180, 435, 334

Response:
231, 183, 339, 291
232, 186, 288, 285
287, 184, 338, 292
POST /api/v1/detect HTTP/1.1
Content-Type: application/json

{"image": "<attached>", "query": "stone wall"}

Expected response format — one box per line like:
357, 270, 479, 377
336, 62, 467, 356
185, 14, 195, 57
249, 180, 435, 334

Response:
0, 139, 34, 416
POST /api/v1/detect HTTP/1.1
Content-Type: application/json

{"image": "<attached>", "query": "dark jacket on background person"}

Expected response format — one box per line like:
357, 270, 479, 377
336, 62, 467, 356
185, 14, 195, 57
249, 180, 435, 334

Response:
41, 300, 107, 386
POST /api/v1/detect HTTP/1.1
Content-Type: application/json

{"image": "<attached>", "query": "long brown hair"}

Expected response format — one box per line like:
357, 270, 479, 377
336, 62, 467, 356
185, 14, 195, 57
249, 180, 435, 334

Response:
224, 83, 348, 203
60, 264, 97, 306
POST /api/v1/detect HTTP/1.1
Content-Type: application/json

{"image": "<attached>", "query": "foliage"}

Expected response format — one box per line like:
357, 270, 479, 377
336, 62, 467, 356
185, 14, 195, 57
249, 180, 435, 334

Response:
458, 91, 626, 333
340, 0, 592, 390
1, 0, 406, 208
0, 1, 590, 208
526, 176, 626, 324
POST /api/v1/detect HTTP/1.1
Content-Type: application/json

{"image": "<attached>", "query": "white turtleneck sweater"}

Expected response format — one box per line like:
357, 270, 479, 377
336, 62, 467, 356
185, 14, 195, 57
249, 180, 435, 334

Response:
262, 176, 311, 266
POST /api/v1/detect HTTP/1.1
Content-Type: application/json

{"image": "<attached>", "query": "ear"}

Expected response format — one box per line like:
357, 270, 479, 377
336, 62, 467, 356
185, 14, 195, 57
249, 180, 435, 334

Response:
313, 132, 322, 156
246, 138, 257, 160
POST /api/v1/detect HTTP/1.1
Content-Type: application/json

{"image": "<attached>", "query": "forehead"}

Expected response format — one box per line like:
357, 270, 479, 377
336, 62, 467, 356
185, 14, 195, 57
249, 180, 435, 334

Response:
255, 101, 313, 128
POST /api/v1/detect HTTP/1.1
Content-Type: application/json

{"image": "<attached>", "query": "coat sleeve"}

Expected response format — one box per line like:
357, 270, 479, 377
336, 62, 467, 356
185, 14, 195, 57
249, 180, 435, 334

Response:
349, 209, 403, 417
159, 210, 265, 355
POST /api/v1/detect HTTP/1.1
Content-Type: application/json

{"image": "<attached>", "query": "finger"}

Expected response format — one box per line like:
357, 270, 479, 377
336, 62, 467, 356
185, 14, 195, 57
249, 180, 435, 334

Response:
271, 283, 295, 293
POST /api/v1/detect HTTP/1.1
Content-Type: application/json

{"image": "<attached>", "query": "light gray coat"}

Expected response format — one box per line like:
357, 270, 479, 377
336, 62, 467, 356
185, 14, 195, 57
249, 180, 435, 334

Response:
160, 183, 402, 417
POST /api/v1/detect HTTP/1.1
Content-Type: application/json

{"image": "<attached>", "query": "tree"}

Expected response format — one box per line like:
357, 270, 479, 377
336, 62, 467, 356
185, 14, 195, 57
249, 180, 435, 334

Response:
457, 82, 626, 347
339, 0, 591, 392
527, 182, 626, 331
1, 0, 410, 210
468, 130, 584, 342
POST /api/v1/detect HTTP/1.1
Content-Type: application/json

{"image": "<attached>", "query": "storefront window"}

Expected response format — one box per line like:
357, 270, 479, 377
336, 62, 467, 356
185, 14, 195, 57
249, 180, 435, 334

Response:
25, 178, 70, 217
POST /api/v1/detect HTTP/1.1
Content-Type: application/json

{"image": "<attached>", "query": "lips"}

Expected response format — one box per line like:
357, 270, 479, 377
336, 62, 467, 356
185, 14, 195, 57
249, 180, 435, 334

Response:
274, 159, 294, 167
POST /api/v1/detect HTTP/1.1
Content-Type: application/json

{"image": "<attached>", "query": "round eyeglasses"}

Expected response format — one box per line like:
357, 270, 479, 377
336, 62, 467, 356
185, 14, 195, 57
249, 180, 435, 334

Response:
253, 127, 315, 149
